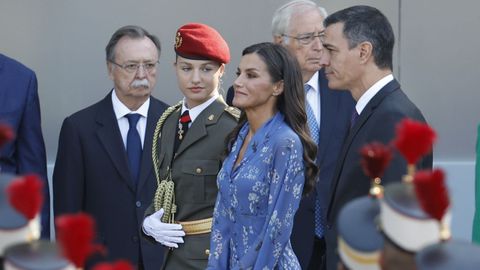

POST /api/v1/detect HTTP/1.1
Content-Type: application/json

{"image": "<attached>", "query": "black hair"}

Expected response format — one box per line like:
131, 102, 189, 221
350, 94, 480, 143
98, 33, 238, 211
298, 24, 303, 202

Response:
324, 5, 394, 70
226, 42, 318, 195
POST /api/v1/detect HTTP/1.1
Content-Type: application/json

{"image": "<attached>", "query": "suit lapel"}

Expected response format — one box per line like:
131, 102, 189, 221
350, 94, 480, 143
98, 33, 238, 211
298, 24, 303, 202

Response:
175, 98, 226, 157
347, 79, 400, 141
326, 79, 400, 219
317, 69, 339, 164
95, 93, 135, 192
137, 99, 164, 193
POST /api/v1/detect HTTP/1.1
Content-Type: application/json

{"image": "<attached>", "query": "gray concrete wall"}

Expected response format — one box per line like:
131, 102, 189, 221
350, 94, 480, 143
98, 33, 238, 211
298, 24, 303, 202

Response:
1, 0, 478, 240
399, 0, 480, 241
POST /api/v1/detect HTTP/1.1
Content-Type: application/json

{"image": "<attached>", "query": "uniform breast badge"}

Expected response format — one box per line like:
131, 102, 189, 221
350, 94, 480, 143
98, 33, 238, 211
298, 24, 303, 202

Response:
178, 110, 191, 140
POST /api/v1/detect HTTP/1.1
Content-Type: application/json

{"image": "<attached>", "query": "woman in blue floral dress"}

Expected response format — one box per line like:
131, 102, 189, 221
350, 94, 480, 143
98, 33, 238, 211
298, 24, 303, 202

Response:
206, 42, 318, 269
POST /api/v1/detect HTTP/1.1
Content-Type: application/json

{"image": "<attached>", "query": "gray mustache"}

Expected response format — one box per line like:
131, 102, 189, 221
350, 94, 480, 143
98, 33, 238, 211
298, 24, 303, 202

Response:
131, 79, 149, 89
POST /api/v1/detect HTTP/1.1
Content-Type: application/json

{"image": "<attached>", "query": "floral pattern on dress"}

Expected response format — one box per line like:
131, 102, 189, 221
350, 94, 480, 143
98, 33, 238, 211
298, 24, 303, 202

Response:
207, 112, 305, 270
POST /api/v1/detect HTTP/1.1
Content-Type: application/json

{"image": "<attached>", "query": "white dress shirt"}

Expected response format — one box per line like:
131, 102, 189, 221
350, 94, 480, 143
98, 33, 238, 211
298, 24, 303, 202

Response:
111, 89, 150, 149
355, 74, 394, 115
305, 71, 321, 125
181, 93, 219, 127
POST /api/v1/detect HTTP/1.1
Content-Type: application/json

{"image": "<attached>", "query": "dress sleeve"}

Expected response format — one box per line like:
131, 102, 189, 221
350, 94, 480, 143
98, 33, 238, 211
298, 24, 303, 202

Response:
16, 72, 50, 238
237, 137, 305, 269
206, 184, 231, 269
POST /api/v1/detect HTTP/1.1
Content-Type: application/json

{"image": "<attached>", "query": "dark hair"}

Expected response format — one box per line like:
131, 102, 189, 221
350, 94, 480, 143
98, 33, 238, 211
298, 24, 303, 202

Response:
324, 5, 394, 70
105, 25, 161, 62
226, 42, 318, 195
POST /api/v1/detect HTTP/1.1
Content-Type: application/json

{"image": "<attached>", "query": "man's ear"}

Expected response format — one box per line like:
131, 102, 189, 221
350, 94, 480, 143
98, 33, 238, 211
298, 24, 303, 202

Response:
107, 62, 114, 80
358, 41, 373, 64
273, 35, 283, 45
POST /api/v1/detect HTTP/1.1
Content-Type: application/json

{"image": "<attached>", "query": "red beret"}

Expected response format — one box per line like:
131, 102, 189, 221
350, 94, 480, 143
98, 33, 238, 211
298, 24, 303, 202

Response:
174, 23, 230, 64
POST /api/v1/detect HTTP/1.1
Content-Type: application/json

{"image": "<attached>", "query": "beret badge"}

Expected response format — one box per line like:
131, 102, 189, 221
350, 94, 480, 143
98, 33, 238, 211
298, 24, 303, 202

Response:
175, 32, 182, 49
173, 23, 230, 64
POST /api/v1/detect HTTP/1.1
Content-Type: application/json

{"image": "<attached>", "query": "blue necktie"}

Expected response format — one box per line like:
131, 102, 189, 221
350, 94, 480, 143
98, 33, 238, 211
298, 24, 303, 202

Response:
305, 84, 324, 238
126, 114, 142, 186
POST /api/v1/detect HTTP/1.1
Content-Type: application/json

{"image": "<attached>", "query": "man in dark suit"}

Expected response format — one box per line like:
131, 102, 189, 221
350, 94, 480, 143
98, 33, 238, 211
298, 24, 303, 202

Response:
53, 25, 168, 269
321, 6, 432, 270
0, 54, 49, 239
270, 1, 355, 269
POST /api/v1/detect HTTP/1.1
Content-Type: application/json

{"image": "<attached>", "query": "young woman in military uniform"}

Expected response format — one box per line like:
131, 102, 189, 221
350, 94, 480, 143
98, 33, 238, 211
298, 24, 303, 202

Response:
142, 23, 239, 270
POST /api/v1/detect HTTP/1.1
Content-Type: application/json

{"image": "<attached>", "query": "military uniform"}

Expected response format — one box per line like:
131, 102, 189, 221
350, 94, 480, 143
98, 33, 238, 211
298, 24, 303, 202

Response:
146, 97, 239, 269
337, 196, 382, 270
416, 241, 480, 270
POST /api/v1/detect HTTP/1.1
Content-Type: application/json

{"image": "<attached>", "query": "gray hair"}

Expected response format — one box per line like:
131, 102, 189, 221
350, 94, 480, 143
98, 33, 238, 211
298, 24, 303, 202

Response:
271, 0, 328, 38
105, 25, 161, 62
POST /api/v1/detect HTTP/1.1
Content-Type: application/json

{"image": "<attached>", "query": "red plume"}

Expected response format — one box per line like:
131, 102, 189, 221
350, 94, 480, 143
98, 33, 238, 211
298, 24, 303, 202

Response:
393, 118, 436, 165
360, 142, 393, 179
92, 260, 135, 270
413, 169, 449, 221
6, 174, 44, 220
55, 213, 106, 268
0, 123, 15, 149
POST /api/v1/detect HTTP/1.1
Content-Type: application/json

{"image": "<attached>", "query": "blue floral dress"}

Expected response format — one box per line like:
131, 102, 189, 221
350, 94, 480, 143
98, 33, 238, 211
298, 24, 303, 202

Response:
207, 112, 304, 270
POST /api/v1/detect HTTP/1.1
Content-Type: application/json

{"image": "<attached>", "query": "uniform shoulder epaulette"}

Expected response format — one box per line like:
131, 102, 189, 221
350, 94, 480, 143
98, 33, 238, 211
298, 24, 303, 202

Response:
170, 100, 183, 111
160, 101, 182, 120
224, 106, 241, 120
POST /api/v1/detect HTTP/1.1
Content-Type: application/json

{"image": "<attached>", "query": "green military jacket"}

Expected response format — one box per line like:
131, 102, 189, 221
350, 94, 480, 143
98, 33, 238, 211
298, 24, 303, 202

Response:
146, 97, 239, 270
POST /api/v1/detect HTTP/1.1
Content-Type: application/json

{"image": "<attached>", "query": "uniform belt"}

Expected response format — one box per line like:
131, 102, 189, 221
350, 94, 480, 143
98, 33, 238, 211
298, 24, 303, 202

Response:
177, 217, 213, 235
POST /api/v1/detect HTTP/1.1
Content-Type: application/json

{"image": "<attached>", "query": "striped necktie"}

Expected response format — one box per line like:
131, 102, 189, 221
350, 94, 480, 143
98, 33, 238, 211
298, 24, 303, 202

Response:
305, 85, 319, 144
305, 84, 324, 238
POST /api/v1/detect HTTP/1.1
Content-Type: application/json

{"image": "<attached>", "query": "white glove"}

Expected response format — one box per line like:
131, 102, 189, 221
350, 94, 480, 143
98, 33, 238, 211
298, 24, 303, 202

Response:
143, 208, 185, 248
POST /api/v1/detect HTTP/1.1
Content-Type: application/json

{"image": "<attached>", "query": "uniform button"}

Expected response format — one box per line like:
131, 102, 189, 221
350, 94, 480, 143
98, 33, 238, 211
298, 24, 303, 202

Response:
196, 167, 202, 174
205, 249, 210, 255
136, 201, 142, 208
132, 236, 139, 242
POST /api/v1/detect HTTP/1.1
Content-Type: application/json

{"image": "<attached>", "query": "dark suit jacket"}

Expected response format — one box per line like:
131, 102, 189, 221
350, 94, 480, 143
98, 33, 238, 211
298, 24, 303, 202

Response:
290, 69, 354, 269
53, 92, 168, 269
324, 79, 433, 270
145, 97, 238, 270
226, 86, 234, 106
0, 54, 49, 238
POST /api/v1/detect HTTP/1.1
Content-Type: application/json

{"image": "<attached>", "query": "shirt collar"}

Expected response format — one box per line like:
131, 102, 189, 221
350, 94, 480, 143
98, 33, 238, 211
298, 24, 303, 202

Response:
181, 93, 219, 123
112, 89, 150, 119
355, 74, 394, 114
305, 71, 320, 93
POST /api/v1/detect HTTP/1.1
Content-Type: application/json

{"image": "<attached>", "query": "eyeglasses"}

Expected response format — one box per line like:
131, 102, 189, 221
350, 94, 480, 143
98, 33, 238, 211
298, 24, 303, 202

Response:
282, 33, 324, 45
110, 61, 159, 73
